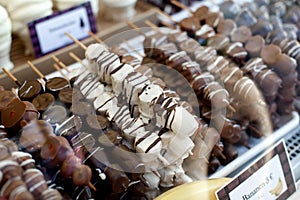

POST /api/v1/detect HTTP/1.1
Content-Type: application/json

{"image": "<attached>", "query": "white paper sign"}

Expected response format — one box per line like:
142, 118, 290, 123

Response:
229, 155, 287, 200
28, 2, 97, 57
216, 140, 296, 200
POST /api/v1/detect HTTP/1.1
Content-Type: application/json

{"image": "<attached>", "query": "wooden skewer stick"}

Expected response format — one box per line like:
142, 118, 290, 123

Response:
222, 99, 236, 113
53, 63, 69, 80
65, 32, 87, 50
69, 52, 88, 69
125, 20, 147, 37
88, 182, 97, 191
145, 19, 176, 33
51, 55, 71, 73
144, 20, 163, 34
88, 30, 104, 44
170, 0, 193, 14
155, 9, 178, 25
161, 21, 176, 30
27, 61, 46, 80
2, 67, 21, 86
87, 31, 109, 49
122, 39, 145, 57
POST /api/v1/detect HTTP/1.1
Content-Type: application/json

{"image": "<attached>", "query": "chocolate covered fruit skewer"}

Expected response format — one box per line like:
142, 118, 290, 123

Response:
88, 30, 146, 67
126, 22, 242, 172
19, 119, 96, 191
1, 97, 39, 135
65, 47, 151, 196
65, 34, 212, 190
2, 67, 43, 101
0, 126, 62, 199
223, 0, 300, 107
154, 10, 273, 136
126, 21, 246, 145
0, 139, 35, 200
27, 61, 69, 96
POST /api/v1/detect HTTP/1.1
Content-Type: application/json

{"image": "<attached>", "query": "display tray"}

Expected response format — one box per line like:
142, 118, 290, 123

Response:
1, 3, 300, 184
210, 112, 299, 178
38, 33, 300, 181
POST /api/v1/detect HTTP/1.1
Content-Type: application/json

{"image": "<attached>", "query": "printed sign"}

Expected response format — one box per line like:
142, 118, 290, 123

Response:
28, 2, 97, 58
216, 140, 296, 200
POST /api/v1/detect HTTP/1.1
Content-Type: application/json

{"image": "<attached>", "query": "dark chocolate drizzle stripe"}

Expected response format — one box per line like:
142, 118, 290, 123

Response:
122, 117, 138, 130
81, 79, 98, 96
164, 105, 177, 131
135, 131, 152, 146
110, 63, 125, 75
96, 96, 116, 111
125, 73, 149, 117
112, 106, 127, 123
145, 137, 161, 153
138, 85, 149, 97
116, 108, 130, 125
95, 50, 107, 61
104, 57, 119, 74
156, 93, 165, 104
98, 53, 116, 82
162, 97, 174, 109
158, 128, 169, 136
128, 76, 149, 104
127, 123, 147, 135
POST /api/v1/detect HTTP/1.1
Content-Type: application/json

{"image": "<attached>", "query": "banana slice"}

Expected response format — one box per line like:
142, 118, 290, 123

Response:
155, 178, 231, 200
269, 178, 283, 196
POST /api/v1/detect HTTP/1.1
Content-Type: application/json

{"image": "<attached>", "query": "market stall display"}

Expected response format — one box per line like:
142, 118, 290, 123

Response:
1, 0, 300, 199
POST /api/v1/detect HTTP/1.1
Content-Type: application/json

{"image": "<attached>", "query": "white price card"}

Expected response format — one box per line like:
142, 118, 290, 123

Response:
28, 2, 97, 58
216, 140, 296, 200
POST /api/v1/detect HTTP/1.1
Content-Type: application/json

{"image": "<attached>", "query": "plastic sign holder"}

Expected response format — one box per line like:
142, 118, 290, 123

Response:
216, 140, 296, 200
28, 2, 97, 58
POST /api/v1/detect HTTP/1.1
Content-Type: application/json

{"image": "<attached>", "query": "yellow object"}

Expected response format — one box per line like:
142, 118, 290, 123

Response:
155, 178, 231, 200
269, 178, 283, 196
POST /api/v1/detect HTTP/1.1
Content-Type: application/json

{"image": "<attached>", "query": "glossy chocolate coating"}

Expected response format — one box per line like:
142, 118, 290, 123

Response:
104, 164, 130, 194
251, 20, 273, 38
231, 26, 252, 43
32, 93, 55, 112
72, 164, 92, 186
218, 143, 238, 165
18, 80, 43, 101
245, 35, 265, 58
194, 6, 210, 21
46, 77, 69, 94
58, 88, 73, 106
205, 12, 223, 28
1, 99, 38, 133
0, 90, 17, 111
179, 17, 201, 37
219, 1, 241, 19
235, 9, 257, 27
19, 120, 54, 152
207, 34, 230, 51
87, 114, 109, 131
217, 19, 237, 36
208, 156, 221, 174
260, 44, 282, 65
70, 101, 94, 116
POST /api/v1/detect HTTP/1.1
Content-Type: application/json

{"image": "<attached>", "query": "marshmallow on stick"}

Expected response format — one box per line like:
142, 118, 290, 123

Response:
0, 5, 13, 71
6, 0, 53, 55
